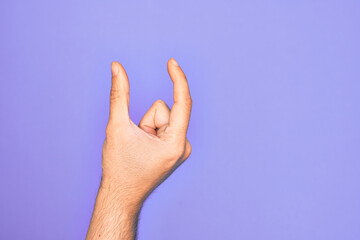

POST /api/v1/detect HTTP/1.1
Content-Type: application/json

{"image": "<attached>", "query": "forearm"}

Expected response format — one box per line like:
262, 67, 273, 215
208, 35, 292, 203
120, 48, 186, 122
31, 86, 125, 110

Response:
86, 179, 142, 240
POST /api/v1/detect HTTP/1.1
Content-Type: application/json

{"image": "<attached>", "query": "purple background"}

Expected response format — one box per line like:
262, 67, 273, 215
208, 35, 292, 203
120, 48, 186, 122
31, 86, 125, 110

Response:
1, 0, 359, 239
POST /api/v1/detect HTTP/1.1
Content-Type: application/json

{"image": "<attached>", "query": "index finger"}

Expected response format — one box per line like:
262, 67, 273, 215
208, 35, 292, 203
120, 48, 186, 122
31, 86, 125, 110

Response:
167, 58, 192, 138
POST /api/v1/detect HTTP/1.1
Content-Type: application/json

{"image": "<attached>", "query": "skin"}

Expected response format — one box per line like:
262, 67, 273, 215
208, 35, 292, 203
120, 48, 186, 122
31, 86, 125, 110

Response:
86, 58, 192, 240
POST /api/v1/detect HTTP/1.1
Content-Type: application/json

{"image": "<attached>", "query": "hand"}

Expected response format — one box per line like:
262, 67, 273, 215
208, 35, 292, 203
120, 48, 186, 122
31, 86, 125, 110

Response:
86, 59, 192, 239
102, 58, 192, 207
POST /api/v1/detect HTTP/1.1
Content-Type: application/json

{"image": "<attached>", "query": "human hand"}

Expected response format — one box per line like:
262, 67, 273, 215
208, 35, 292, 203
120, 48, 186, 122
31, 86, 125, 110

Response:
101, 58, 192, 209
86, 58, 192, 239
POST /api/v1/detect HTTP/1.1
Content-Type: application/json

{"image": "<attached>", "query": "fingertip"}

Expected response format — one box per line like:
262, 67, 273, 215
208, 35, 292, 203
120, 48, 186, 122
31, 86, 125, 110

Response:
111, 61, 120, 76
170, 58, 179, 67
111, 62, 129, 87
168, 58, 185, 85
167, 58, 180, 72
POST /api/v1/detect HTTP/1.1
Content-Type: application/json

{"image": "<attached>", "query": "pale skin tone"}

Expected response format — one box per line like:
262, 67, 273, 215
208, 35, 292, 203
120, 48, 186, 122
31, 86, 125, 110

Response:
86, 58, 192, 240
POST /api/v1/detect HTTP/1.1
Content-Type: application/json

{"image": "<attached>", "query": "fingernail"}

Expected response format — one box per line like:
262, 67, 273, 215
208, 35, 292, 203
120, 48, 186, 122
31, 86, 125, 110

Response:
111, 62, 119, 75
171, 58, 179, 67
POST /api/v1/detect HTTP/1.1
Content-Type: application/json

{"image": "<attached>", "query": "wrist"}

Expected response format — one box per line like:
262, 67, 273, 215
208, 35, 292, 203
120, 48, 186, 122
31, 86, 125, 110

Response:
99, 176, 143, 216
86, 177, 142, 240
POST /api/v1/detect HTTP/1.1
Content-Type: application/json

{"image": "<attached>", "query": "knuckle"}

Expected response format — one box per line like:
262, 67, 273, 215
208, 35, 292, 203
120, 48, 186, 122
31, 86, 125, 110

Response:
105, 125, 113, 137
110, 87, 128, 102
110, 88, 121, 101
105, 124, 120, 138
187, 143, 192, 155
169, 144, 185, 160
154, 99, 166, 107
181, 142, 192, 162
